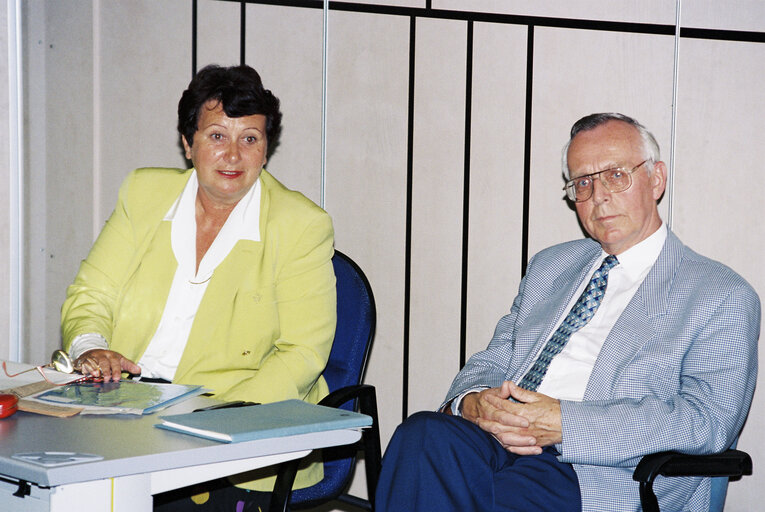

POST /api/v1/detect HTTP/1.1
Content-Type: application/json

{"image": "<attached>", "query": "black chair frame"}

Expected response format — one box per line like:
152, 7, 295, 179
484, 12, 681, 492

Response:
270, 384, 381, 512
268, 250, 380, 512
633, 449, 752, 512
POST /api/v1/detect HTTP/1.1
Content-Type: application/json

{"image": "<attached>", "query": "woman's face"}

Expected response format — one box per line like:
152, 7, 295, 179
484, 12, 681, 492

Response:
183, 100, 268, 208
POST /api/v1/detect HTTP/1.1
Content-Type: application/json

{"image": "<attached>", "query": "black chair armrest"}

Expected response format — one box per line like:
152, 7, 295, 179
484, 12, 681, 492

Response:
633, 450, 752, 512
319, 384, 381, 506
269, 385, 381, 512
319, 384, 376, 410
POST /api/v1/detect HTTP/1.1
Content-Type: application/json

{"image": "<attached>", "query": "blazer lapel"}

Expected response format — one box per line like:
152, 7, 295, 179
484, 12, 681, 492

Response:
583, 232, 684, 399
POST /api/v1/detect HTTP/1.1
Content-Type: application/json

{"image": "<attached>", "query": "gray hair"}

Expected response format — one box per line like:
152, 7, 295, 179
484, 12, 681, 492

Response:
561, 113, 661, 179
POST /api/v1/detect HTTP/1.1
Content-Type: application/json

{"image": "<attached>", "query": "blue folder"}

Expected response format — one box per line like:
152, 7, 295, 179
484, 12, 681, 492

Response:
156, 399, 372, 443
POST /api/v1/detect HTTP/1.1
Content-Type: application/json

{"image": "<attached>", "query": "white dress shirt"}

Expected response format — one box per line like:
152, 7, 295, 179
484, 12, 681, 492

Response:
451, 224, 667, 413
536, 224, 666, 400
69, 170, 262, 381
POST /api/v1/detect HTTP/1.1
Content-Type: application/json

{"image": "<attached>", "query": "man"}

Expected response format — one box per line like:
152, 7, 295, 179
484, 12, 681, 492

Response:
375, 113, 760, 511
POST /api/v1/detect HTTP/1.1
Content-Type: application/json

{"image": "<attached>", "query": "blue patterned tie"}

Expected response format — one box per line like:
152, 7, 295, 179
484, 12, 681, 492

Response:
518, 255, 619, 391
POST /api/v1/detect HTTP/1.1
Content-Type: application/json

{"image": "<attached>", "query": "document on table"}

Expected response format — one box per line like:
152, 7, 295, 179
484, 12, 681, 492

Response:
30, 380, 204, 415
1, 361, 204, 415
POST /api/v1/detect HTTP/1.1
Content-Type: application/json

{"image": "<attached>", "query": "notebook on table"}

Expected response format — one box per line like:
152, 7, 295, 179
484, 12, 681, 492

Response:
156, 399, 372, 443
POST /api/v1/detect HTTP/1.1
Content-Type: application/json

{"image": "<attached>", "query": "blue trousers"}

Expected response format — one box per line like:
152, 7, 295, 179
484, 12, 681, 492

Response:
375, 411, 581, 512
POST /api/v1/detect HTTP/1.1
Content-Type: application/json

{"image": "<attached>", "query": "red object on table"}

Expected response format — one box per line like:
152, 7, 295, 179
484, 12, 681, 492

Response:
0, 394, 18, 418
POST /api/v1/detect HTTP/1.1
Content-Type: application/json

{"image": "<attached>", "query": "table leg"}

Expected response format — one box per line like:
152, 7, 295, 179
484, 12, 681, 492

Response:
49, 473, 152, 511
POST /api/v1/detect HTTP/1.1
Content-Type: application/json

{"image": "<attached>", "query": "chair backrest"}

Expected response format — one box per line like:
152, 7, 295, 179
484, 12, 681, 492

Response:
709, 476, 728, 512
287, 250, 376, 506
709, 437, 738, 512
322, 250, 376, 403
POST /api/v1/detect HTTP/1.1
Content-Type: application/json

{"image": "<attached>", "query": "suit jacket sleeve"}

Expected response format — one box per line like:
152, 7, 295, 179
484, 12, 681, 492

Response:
442, 282, 526, 407
558, 279, 760, 468
442, 240, 601, 407
61, 169, 183, 348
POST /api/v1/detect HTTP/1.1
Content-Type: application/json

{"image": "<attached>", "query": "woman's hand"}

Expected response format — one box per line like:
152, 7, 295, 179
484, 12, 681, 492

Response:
74, 349, 141, 382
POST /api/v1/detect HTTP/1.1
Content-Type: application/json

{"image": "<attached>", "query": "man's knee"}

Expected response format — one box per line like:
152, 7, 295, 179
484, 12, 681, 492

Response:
386, 411, 442, 450
390, 411, 489, 455
393, 411, 468, 443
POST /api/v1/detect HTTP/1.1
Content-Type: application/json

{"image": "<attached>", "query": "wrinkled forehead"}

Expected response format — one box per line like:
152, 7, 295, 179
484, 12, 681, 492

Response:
567, 121, 644, 176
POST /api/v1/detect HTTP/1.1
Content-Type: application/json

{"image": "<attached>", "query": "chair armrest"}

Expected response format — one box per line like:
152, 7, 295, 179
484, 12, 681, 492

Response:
269, 385, 382, 512
319, 384, 376, 410
319, 384, 381, 504
633, 450, 752, 512
634, 449, 752, 481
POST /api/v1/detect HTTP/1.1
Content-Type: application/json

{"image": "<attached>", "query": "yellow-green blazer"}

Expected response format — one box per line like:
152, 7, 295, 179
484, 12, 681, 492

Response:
62, 167, 336, 490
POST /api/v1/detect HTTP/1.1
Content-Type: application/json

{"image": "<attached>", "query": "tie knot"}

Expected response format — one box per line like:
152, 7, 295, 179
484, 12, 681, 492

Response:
600, 254, 619, 274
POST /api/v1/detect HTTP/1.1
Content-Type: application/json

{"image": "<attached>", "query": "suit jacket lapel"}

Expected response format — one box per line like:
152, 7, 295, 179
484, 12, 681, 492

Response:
582, 231, 683, 399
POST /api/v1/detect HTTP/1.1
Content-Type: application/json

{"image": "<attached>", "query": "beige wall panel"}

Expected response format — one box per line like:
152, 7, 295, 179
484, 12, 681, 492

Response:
96, 0, 191, 226
323, 13, 411, 500
23, 1, 95, 362
683, 1, 765, 32
434, 0, 676, 24
324, 10, 410, 442
244, 5, 324, 204
197, 0, 241, 68
0, 3, 9, 359
22, 0, 51, 362
671, 38, 765, 510
407, 17, 466, 413
528, 27, 674, 258
345, 0, 424, 7
465, 22, 528, 359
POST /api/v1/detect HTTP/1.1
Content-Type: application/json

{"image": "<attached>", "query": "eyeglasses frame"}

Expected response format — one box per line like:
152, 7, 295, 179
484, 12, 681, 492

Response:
3, 360, 95, 386
564, 159, 650, 203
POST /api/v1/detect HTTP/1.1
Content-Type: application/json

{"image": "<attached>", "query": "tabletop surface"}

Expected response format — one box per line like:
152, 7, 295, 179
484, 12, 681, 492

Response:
0, 395, 360, 487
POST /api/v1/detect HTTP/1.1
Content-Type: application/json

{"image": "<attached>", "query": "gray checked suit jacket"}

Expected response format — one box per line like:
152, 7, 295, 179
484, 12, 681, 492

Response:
444, 231, 760, 512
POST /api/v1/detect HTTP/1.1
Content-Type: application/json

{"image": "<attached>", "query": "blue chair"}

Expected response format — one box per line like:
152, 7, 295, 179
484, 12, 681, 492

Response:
269, 250, 380, 512
633, 440, 752, 512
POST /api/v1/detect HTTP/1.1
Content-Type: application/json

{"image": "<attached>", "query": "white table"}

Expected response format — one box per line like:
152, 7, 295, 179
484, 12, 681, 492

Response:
0, 396, 361, 511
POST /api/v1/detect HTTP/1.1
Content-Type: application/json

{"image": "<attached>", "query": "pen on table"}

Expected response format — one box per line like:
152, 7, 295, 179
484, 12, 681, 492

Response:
193, 401, 259, 412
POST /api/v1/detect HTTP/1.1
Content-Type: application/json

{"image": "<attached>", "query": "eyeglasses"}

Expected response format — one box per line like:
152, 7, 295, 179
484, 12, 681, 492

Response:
2, 350, 94, 386
564, 160, 649, 203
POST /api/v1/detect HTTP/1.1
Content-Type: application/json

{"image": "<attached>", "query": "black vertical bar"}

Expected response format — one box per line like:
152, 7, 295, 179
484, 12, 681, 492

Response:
426, 0, 432, 9
192, 0, 198, 77
521, 25, 534, 276
459, 21, 473, 369
240, 1, 246, 64
402, 15, 416, 422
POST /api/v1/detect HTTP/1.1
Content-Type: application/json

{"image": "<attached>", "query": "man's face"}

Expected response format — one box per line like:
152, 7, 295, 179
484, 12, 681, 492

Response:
567, 120, 666, 255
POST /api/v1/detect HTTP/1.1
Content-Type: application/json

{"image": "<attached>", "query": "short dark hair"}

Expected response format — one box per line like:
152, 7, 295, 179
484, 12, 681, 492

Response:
177, 64, 283, 158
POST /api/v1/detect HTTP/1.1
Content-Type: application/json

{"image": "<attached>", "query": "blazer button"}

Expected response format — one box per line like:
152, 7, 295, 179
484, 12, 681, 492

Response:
252, 294, 261, 303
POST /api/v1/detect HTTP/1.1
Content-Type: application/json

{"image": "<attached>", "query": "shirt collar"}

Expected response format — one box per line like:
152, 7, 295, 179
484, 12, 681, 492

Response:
601, 223, 667, 279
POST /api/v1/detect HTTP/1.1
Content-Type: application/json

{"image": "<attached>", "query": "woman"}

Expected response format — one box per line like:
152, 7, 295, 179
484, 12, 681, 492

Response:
61, 64, 336, 510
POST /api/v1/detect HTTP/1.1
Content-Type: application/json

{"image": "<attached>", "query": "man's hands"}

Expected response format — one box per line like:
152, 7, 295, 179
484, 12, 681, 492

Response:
460, 381, 562, 455
74, 349, 141, 382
